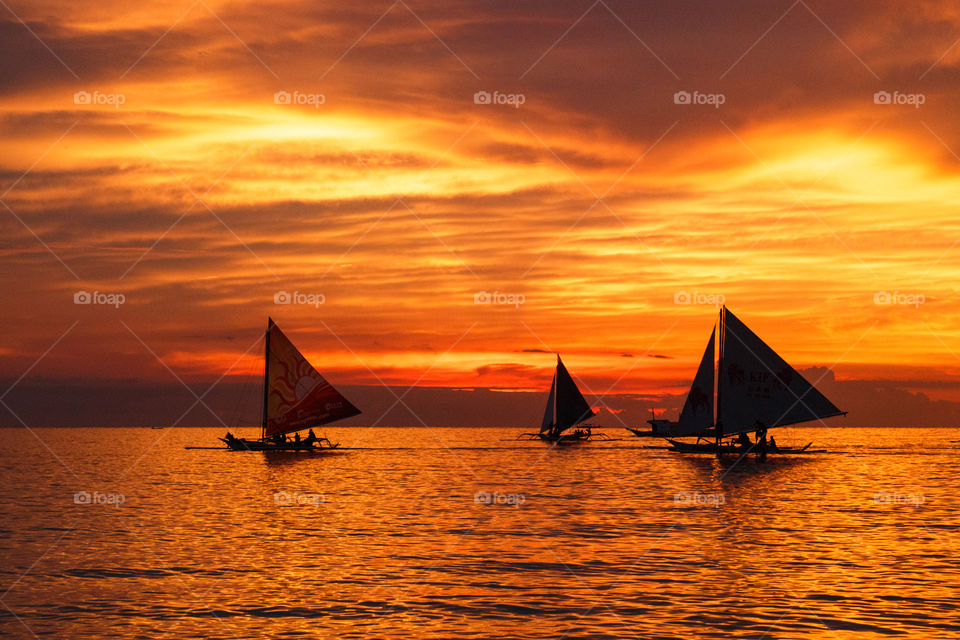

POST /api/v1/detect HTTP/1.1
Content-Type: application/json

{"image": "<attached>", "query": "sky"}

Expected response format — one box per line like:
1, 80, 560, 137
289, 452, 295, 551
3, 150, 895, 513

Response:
3, 0, 960, 427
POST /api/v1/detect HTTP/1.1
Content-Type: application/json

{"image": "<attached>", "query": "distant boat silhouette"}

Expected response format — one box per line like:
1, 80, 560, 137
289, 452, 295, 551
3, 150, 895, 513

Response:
629, 307, 844, 455
219, 318, 360, 452
518, 355, 607, 444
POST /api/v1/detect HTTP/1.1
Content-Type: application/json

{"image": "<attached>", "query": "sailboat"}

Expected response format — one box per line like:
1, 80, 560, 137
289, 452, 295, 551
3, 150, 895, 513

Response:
518, 355, 605, 443
634, 307, 845, 454
220, 318, 361, 452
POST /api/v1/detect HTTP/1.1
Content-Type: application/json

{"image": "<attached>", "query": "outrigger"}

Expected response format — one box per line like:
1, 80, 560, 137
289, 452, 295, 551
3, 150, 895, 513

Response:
641, 306, 845, 456
218, 318, 361, 452
517, 355, 608, 444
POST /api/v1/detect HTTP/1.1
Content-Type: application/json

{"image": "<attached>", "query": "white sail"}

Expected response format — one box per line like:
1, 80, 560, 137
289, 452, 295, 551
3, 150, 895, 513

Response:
718, 309, 843, 436
674, 327, 715, 436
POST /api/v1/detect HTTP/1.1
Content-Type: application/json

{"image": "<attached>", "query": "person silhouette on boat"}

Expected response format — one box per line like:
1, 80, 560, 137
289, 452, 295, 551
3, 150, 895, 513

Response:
768, 435, 778, 451
754, 422, 768, 459
755, 423, 767, 444
306, 429, 317, 447
737, 432, 751, 449
294, 432, 301, 447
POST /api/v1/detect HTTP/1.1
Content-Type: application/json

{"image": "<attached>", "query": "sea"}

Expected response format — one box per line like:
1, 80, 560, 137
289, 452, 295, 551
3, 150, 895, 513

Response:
1, 426, 958, 639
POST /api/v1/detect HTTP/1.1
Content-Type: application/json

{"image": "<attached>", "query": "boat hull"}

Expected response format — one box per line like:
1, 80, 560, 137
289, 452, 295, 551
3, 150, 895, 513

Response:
219, 438, 340, 452
539, 433, 589, 444
516, 429, 608, 444
665, 439, 821, 454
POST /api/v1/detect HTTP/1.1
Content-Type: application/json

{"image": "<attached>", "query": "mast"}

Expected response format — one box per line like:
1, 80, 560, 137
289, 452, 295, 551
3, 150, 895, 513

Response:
715, 306, 725, 446
552, 355, 559, 438
261, 317, 272, 441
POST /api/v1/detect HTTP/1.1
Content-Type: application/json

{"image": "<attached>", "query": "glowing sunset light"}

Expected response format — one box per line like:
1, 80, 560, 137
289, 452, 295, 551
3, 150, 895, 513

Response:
4, 0, 960, 426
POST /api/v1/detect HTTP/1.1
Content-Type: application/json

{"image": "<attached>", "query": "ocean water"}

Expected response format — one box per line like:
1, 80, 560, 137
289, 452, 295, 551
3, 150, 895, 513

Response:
1, 426, 958, 639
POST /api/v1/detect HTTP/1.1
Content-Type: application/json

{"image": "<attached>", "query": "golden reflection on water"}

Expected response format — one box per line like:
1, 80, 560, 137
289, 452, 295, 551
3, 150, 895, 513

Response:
0, 427, 957, 639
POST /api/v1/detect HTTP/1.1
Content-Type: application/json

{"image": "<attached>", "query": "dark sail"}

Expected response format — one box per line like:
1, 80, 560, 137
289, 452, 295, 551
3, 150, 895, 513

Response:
675, 328, 715, 435
540, 373, 556, 433
554, 356, 595, 430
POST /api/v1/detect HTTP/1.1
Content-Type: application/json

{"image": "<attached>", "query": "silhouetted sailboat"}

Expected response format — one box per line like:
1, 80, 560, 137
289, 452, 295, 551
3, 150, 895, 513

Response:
635, 307, 844, 454
220, 318, 360, 452
518, 355, 605, 443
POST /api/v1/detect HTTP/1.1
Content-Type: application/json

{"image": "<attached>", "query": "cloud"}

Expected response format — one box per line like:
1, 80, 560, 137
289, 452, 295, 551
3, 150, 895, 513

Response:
476, 363, 538, 377
3, 0, 960, 425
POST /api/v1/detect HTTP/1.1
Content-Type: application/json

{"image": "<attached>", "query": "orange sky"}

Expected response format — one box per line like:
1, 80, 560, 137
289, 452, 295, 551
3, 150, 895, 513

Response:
4, 0, 960, 414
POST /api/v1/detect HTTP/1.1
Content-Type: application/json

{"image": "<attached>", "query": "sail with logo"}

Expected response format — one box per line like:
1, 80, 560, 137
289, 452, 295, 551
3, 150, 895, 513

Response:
219, 318, 360, 452
519, 355, 606, 444
718, 309, 843, 436
653, 307, 845, 454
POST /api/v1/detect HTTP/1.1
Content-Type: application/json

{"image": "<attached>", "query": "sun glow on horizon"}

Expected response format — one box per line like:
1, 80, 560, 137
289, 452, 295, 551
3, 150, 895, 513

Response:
5, 0, 960, 418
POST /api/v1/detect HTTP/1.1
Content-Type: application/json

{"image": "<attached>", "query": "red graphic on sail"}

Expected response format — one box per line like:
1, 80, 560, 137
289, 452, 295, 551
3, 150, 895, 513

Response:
264, 322, 361, 437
